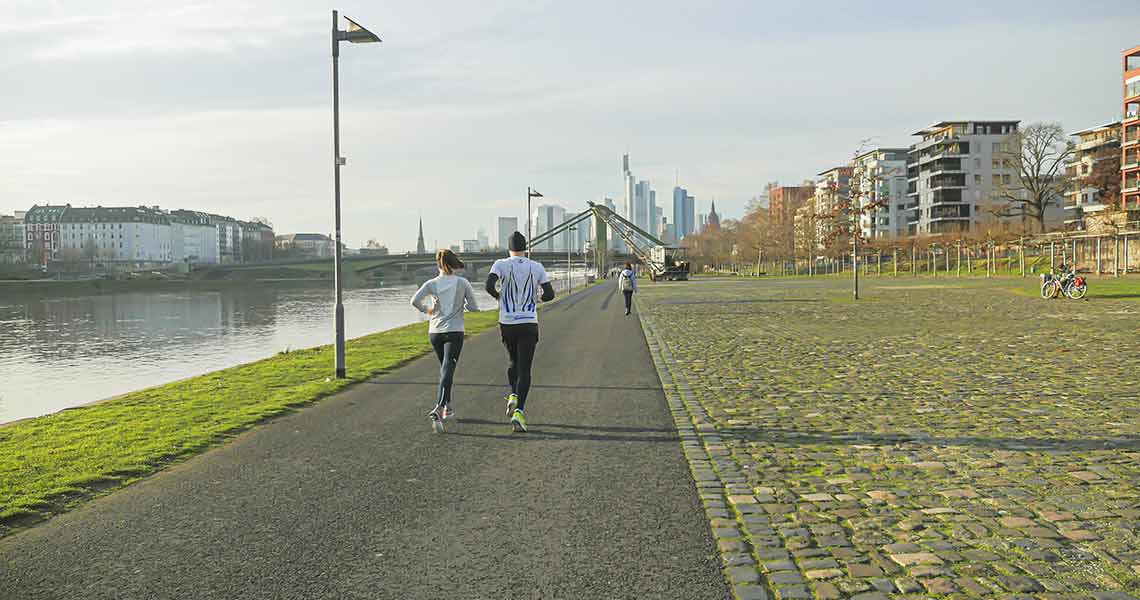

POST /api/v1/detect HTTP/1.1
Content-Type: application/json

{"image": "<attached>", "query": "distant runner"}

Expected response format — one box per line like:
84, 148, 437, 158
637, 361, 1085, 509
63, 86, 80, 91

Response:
618, 262, 637, 316
411, 249, 479, 433
484, 232, 555, 432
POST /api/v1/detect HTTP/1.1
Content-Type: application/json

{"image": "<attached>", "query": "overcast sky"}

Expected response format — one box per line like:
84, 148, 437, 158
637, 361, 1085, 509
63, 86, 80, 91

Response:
1, 1, 1135, 250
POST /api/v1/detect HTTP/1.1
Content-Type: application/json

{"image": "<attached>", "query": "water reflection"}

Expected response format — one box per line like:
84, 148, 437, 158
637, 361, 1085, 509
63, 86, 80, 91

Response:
0, 283, 498, 423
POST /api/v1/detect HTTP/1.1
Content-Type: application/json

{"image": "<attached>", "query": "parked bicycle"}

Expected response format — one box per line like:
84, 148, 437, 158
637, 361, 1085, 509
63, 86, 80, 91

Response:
1040, 265, 1087, 300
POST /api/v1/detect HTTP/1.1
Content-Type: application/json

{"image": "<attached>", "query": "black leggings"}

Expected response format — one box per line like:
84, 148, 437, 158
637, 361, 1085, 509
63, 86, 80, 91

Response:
500, 323, 538, 411
623, 290, 634, 311
429, 332, 464, 408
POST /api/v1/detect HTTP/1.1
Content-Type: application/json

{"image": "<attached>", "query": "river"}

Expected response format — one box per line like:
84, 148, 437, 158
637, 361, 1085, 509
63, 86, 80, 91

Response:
0, 272, 586, 424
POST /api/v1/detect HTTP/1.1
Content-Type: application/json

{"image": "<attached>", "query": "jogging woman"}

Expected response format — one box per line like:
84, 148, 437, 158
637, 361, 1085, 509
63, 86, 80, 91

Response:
618, 262, 637, 316
411, 249, 479, 433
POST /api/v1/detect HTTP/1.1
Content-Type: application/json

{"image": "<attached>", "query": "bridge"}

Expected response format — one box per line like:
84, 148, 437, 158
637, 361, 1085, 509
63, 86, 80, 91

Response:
198, 201, 672, 281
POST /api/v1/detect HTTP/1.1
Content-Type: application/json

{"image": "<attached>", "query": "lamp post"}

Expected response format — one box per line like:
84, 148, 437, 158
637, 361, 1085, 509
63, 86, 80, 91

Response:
527, 187, 542, 257
567, 225, 577, 293
331, 10, 381, 379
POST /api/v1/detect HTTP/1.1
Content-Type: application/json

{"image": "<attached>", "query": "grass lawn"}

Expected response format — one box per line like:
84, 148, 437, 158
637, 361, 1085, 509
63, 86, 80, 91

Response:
0, 310, 500, 537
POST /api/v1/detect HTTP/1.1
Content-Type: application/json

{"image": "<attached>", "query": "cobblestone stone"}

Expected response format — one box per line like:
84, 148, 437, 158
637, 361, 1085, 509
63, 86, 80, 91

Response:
637, 278, 1140, 599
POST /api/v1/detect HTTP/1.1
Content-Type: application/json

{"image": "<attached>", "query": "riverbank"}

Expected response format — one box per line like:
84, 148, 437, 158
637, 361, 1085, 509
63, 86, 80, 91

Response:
0, 310, 500, 538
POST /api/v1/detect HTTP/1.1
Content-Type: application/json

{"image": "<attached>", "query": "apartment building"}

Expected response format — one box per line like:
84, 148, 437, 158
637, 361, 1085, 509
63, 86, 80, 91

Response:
813, 166, 852, 246
0, 212, 25, 265
906, 120, 1021, 235
1065, 121, 1121, 231
275, 233, 335, 258
54, 206, 175, 266
852, 149, 909, 239
1122, 46, 1140, 218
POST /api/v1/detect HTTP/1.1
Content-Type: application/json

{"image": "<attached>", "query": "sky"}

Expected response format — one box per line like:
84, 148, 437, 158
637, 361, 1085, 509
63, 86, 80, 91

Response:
1, 0, 1136, 251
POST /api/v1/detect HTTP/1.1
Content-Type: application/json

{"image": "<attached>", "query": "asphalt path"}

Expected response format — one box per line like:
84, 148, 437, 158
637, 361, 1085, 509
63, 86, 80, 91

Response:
0, 282, 728, 599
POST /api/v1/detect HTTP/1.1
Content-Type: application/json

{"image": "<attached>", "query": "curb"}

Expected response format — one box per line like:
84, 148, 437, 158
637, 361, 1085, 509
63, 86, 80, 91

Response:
636, 303, 776, 600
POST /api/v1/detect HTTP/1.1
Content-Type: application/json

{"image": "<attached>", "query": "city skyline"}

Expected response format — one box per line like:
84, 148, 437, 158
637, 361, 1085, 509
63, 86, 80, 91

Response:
1, 1, 1136, 251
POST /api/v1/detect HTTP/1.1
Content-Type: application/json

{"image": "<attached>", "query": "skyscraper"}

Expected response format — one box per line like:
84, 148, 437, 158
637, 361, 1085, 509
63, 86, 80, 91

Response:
495, 217, 518, 250
532, 204, 566, 251
672, 186, 696, 241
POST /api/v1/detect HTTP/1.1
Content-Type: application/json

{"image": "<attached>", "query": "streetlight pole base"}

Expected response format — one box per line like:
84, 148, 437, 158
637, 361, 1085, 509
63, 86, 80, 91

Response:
335, 369, 346, 379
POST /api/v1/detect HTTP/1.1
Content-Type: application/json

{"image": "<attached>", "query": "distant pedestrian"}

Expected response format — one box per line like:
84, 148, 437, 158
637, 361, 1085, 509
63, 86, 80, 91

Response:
485, 232, 555, 433
411, 249, 479, 433
618, 262, 638, 316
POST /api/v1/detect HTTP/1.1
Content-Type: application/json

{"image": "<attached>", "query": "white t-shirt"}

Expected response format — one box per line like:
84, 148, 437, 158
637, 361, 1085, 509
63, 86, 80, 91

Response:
490, 256, 550, 325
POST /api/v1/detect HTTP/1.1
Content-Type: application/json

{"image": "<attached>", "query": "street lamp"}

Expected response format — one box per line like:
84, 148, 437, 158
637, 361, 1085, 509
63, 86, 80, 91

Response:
527, 187, 542, 257
331, 10, 381, 379
567, 225, 577, 293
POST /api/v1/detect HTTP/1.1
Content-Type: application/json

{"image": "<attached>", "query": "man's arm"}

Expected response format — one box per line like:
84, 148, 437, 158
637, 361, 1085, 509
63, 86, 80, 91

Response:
540, 281, 555, 302
485, 273, 500, 300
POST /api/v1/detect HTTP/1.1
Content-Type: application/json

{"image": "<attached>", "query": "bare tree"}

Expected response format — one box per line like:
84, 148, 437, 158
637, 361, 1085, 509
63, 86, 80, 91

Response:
994, 123, 1074, 233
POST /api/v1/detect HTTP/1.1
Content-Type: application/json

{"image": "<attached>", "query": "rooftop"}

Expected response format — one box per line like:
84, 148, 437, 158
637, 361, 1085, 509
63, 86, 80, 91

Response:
1070, 121, 1122, 137
912, 120, 1020, 136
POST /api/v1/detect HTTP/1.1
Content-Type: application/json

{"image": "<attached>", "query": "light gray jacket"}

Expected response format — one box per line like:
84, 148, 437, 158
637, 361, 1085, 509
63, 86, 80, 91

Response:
411, 273, 479, 333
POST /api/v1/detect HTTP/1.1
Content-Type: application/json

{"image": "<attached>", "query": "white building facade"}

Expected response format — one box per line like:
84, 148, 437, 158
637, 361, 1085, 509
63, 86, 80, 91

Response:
853, 148, 910, 239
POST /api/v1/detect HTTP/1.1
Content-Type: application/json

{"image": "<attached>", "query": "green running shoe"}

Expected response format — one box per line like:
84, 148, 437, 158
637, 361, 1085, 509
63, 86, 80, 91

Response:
505, 393, 519, 417
510, 409, 527, 433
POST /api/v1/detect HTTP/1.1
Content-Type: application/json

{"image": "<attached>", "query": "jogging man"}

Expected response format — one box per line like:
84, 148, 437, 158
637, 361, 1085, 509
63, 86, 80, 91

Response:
485, 232, 555, 432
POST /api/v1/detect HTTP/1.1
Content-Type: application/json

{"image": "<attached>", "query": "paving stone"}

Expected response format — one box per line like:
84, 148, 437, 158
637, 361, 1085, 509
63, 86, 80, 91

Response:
733, 584, 770, 600
889, 552, 943, 567
772, 585, 811, 599
767, 571, 804, 586
811, 582, 841, 600
847, 563, 884, 578
727, 566, 762, 585
996, 575, 1044, 593
921, 577, 957, 594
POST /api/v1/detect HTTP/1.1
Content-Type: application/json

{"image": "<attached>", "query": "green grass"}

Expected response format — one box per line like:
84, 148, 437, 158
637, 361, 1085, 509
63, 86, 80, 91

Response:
0, 310, 500, 537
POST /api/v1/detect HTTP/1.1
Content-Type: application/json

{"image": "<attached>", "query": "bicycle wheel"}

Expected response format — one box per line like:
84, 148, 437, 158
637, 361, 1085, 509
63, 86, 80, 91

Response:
1069, 282, 1087, 300
1041, 280, 1059, 299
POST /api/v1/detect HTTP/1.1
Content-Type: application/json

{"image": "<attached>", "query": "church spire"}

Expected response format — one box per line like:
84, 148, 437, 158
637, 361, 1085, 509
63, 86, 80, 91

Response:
416, 217, 426, 254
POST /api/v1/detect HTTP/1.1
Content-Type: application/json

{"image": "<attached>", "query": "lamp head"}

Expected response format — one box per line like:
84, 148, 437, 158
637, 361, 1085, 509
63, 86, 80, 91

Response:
343, 16, 381, 43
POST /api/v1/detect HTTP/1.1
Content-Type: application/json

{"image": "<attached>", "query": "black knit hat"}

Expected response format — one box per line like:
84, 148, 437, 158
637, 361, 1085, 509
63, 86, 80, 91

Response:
508, 231, 527, 251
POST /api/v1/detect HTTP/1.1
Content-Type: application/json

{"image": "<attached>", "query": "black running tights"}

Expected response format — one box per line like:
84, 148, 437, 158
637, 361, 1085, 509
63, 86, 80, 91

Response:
429, 332, 464, 408
500, 323, 539, 411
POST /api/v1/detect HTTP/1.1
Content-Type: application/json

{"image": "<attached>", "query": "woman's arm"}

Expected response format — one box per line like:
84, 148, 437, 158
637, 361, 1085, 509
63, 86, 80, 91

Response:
410, 280, 434, 314
463, 279, 479, 311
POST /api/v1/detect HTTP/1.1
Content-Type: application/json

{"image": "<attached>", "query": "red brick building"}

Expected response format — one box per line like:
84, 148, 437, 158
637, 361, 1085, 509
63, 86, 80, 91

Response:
1123, 45, 1140, 217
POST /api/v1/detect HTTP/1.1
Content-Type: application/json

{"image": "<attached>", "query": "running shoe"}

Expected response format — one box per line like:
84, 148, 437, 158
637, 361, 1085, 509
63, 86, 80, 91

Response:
510, 409, 527, 433
441, 405, 454, 421
428, 406, 444, 434
505, 393, 519, 417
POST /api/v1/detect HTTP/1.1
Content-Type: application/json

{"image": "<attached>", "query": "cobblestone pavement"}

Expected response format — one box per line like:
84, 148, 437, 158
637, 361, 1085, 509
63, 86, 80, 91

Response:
637, 277, 1140, 600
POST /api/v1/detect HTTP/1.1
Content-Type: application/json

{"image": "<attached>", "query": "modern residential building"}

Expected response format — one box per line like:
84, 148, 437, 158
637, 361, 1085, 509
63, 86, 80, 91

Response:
275, 233, 335, 258
461, 239, 480, 253
532, 204, 566, 251
814, 167, 852, 244
476, 227, 490, 251
1065, 121, 1121, 231
672, 186, 696, 241
1122, 45, 1140, 218
0, 212, 26, 265
496, 216, 519, 250
906, 120, 1021, 235
634, 180, 653, 233
852, 148, 910, 239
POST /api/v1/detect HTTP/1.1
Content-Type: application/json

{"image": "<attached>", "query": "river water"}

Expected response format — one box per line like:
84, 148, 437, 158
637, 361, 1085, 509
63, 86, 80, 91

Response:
0, 272, 585, 424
